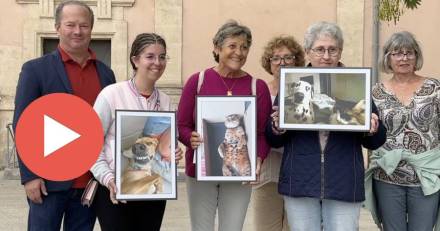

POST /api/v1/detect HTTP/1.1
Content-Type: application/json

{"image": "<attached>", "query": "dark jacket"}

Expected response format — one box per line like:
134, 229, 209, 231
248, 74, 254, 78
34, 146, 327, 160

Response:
266, 97, 386, 202
12, 49, 115, 191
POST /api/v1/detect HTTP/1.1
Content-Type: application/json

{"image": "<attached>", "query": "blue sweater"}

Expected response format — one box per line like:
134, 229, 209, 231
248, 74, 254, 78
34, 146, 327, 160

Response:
266, 101, 386, 202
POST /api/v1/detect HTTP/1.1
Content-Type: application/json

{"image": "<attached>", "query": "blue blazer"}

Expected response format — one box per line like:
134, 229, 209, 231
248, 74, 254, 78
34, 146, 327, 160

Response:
12, 50, 116, 191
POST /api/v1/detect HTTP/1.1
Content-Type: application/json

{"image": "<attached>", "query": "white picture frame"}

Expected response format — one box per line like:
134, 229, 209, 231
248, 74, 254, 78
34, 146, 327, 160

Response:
115, 110, 177, 200
279, 67, 371, 131
196, 96, 257, 181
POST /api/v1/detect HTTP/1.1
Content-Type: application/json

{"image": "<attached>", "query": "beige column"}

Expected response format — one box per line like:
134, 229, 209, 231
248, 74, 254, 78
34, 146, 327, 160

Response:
154, 0, 182, 87
97, 0, 112, 19
39, 0, 54, 18
337, 0, 365, 66
154, 0, 183, 109
337, 0, 370, 167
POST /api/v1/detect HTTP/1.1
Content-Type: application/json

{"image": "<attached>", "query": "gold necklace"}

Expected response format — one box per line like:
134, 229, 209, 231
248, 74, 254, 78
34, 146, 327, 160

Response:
219, 76, 238, 96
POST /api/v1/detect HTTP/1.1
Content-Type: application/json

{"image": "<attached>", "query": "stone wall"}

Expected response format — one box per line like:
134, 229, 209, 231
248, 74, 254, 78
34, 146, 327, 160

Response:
0, 0, 183, 169
3, 0, 440, 170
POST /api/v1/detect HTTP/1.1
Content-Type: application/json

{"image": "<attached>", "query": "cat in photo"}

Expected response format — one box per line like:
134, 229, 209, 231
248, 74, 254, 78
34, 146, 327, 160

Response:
218, 114, 251, 176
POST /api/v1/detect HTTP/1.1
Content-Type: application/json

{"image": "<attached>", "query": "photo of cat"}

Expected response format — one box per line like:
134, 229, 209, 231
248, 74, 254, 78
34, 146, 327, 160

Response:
196, 96, 256, 181
218, 114, 251, 176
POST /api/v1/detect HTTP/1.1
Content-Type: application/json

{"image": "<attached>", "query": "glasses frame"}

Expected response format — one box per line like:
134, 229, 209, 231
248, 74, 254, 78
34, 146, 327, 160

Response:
310, 47, 340, 57
389, 51, 416, 61
141, 54, 170, 63
269, 55, 296, 65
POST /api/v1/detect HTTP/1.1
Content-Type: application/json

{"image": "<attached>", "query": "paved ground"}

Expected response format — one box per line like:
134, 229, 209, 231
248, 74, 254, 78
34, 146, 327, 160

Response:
0, 172, 379, 231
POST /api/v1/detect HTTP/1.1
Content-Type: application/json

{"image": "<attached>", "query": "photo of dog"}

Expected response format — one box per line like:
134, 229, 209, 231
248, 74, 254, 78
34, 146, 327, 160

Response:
330, 99, 366, 125
284, 80, 366, 126
284, 80, 315, 123
115, 111, 177, 200
279, 67, 371, 131
123, 136, 158, 174
121, 136, 163, 194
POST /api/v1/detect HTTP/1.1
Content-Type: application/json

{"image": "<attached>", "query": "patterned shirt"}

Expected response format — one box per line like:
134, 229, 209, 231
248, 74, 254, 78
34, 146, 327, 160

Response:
372, 78, 440, 186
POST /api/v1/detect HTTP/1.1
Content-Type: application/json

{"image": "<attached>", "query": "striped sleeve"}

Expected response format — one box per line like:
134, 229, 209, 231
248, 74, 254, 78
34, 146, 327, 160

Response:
90, 92, 115, 187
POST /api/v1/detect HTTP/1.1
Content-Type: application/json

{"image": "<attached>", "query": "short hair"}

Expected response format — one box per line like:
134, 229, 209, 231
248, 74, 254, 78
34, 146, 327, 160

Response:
304, 21, 344, 51
212, 20, 252, 63
55, 0, 94, 28
130, 33, 167, 71
261, 35, 305, 74
380, 31, 423, 73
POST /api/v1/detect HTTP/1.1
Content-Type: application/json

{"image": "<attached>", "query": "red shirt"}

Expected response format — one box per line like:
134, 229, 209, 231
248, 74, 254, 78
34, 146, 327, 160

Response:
58, 46, 102, 188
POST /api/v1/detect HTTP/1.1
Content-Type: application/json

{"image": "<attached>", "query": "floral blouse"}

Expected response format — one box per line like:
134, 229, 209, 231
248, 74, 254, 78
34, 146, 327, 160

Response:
372, 78, 440, 186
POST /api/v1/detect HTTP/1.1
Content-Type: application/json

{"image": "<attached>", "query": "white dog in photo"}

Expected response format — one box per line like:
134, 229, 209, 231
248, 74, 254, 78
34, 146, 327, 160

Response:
285, 80, 314, 123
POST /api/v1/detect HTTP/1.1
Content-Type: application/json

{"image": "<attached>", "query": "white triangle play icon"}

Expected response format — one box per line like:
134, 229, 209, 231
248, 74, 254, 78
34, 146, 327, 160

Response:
44, 115, 81, 157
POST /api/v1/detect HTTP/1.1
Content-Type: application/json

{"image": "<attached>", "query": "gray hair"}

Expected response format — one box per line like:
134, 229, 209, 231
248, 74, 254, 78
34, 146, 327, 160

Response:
380, 31, 423, 73
304, 21, 343, 51
212, 20, 252, 62
55, 0, 94, 28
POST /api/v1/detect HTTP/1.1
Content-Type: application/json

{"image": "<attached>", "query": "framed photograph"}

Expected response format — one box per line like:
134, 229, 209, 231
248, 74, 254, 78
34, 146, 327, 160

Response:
115, 110, 177, 200
279, 67, 371, 131
196, 96, 257, 181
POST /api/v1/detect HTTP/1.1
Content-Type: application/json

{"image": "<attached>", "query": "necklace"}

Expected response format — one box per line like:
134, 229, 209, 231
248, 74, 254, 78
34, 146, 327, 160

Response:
129, 78, 160, 110
218, 76, 239, 96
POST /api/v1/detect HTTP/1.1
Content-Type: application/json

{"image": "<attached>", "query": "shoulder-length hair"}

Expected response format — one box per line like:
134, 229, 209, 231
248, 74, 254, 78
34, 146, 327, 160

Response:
380, 31, 423, 73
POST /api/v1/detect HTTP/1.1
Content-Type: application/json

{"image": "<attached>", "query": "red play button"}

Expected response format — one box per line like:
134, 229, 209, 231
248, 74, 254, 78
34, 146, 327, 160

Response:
15, 93, 103, 181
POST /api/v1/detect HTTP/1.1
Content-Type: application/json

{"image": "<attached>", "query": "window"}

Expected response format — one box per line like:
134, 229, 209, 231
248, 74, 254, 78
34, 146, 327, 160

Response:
42, 38, 111, 67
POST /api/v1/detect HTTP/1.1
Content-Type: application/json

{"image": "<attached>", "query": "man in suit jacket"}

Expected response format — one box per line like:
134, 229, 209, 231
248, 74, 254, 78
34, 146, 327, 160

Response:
12, 1, 115, 230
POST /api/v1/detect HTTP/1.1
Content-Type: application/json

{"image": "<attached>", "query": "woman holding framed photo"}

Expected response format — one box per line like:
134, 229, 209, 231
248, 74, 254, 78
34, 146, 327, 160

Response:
267, 21, 386, 231
177, 20, 272, 231
90, 33, 183, 231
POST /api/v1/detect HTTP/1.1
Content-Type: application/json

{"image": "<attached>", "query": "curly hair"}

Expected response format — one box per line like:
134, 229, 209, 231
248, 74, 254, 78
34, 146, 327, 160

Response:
261, 35, 305, 75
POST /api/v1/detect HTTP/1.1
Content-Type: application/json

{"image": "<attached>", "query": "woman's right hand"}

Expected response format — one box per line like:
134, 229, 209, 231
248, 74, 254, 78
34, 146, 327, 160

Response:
190, 131, 203, 150
107, 179, 126, 205
107, 179, 118, 204
271, 106, 286, 135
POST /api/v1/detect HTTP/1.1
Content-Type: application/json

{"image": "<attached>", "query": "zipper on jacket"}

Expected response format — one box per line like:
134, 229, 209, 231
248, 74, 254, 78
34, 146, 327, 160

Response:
320, 151, 325, 199
319, 133, 325, 199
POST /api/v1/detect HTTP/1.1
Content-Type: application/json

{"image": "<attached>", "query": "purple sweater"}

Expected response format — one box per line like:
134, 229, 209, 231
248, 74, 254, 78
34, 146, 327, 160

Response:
177, 67, 272, 177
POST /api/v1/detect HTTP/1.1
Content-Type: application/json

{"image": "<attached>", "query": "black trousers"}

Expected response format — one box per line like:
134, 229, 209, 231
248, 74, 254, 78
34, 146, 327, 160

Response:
93, 184, 166, 231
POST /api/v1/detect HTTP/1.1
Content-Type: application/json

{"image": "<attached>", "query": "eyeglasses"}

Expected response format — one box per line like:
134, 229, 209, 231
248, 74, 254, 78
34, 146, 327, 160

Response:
269, 55, 296, 65
310, 47, 340, 57
390, 51, 416, 60
142, 54, 170, 63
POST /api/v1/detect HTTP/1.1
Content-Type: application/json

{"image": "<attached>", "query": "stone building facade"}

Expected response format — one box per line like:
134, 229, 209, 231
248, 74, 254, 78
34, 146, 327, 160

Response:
1, 0, 439, 169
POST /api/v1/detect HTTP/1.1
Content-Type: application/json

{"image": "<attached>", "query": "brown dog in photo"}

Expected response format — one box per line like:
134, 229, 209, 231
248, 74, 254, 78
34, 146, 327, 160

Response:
330, 99, 366, 125
121, 136, 163, 194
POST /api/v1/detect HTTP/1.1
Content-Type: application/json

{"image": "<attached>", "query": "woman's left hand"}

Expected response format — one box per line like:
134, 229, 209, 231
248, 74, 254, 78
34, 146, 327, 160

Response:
175, 146, 183, 165
369, 113, 379, 135
248, 157, 262, 185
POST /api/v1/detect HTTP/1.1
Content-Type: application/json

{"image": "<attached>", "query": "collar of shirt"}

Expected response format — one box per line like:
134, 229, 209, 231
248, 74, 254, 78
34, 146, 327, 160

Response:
58, 45, 97, 64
